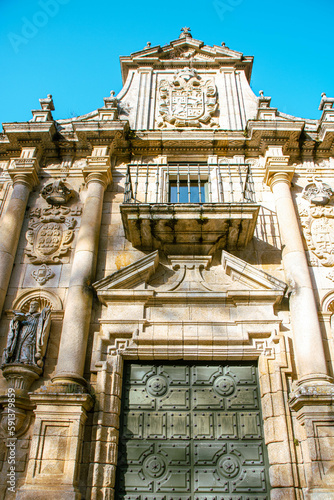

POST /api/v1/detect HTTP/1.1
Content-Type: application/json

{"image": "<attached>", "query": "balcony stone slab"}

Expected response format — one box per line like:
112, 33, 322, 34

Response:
120, 202, 259, 254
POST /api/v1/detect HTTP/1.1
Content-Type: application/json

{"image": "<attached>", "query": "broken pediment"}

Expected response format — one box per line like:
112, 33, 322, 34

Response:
92, 250, 286, 358
93, 250, 286, 304
93, 251, 159, 291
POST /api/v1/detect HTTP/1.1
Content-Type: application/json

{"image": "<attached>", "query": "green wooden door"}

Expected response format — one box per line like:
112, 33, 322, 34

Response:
116, 362, 270, 500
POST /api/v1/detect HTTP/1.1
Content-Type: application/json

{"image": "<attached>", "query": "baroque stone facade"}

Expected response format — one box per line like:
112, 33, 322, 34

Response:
0, 29, 334, 499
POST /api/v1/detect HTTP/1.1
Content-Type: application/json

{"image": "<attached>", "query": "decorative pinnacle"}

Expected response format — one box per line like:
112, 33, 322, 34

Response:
319, 92, 334, 111
180, 27, 192, 39
39, 94, 55, 111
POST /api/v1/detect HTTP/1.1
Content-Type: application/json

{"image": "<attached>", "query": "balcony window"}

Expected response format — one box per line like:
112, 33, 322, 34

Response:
169, 181, 207, 203
123, 161, 255, 204
121, 160, 259, 254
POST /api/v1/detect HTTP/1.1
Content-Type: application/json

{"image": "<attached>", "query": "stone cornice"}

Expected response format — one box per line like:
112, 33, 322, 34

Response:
2, 117, 334, 160
2, 121, 56, 149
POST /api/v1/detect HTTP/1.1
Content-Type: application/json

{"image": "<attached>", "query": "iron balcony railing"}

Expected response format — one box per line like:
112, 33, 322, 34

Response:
123, 161, 256, 204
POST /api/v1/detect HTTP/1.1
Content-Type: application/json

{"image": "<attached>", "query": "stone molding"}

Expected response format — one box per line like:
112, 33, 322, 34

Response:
8, 157, 40, 189
264, 158, 294, 188
93, 250, 159, 292
83, 151, 112, 189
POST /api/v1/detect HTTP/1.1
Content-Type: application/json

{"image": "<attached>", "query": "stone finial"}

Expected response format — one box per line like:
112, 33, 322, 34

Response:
179, 27, 192, 39
144, 42, 151, 49
39, 94, 55, 111
258, 90, 271, 108
319, 92, 334, 111
103, 90, 118, 109
31, 94, 54, 121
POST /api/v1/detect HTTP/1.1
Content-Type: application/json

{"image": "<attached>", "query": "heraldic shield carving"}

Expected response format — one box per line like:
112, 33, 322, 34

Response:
25, 205, 81, 264
301, 206, 334, 267
157, 68, 218, 128
300, 179, 334, 267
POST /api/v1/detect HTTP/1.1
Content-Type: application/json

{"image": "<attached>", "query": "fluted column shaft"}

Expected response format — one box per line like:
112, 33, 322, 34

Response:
53, 168, 110, 385
267, 166, 330, 385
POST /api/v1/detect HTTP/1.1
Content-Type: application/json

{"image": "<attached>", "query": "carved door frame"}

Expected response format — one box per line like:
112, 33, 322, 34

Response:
86, 334, 298, 500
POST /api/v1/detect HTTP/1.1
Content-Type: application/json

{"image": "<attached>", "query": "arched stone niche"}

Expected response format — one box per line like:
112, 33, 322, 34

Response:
9, 288, 63, 319
3, 289, 64, 387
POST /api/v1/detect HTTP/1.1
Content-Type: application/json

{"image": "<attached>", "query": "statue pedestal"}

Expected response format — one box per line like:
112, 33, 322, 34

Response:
289, 384, 334, 497
1, 363, 42, 397
17, 389, 93, 500
0, 363, 42, 436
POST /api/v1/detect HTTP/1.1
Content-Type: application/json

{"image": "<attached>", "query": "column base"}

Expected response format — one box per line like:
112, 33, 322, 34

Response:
289, 385, 334, 493
304, 488, 334, 500
295, 373, 334, 388
17, 484, 82, 500
51, 372, 88, 387
17, 392, 93, 500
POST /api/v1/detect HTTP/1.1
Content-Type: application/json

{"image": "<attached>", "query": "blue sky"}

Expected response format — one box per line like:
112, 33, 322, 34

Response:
1, 0, 333, 127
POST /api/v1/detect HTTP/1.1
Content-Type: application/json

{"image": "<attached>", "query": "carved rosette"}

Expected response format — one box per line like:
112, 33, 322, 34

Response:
157, 68, 218, 128
25, 205, 81, 264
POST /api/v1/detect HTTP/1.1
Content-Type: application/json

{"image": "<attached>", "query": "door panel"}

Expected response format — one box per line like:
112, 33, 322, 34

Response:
116, 362, 270, 500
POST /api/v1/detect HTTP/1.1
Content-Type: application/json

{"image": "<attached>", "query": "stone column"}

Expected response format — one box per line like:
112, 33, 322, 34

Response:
53, 150, 112, 386
0, 149, 39, 316
264, 147, 331, 386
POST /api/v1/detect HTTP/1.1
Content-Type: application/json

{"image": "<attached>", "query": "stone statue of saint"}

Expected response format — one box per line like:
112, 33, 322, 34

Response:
2, 300, 51, 368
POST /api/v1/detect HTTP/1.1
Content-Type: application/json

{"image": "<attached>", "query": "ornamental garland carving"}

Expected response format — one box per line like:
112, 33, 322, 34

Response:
157, 68, 218, 128
25, 205, 82, 264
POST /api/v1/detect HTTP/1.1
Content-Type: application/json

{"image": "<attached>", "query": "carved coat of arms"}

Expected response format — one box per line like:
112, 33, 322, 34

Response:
301, 206, 334, 267
25, 206, 81, 264
299, 179, 334, 267
157, 68, 218, 128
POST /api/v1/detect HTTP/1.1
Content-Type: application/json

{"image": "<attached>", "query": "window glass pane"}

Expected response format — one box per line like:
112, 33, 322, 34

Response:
169, 182, 206, 203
